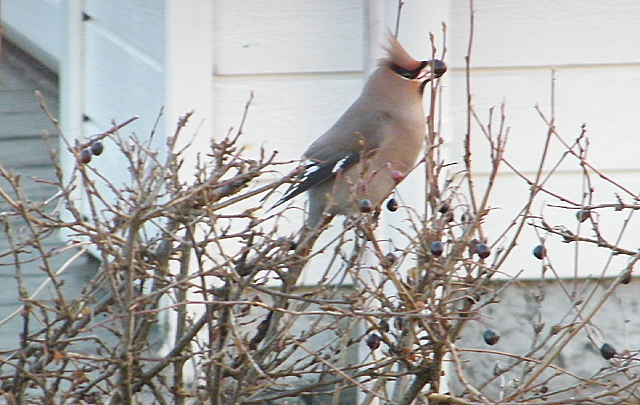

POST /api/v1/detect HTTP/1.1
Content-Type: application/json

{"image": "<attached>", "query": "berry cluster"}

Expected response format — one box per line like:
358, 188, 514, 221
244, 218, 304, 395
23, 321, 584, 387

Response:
79, 141, 104, 164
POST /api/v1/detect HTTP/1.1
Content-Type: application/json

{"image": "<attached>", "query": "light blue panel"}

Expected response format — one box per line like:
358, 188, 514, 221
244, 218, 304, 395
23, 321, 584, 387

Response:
3, 0, 63, 70
83, 22, 164, 143
81, 18, 166, 222
86, 0, 165, 60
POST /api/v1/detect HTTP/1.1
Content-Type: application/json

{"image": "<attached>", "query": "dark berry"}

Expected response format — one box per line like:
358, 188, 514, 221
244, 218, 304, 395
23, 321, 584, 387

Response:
600, 343, 616, 360
461, 211, 473, 223
366, 334, 381, 350
90, 141, 104, 156
483, 329, 500, 346
378, 319, 390, 333
475, 243, 491, 259
533, 322, 545, 334
621, 271, 632, 285
438, 202, 450, 214
429, 241, 444, 257
277, 237, 297, 251
443, 211, 454, 222
384, 252, 396, 266
80, 149, 92, 164
576, 209, 589, 223
359, 199, 372, 213
533, 245, 546, 260
386, 198, 398, 212
558, 227, 576, 242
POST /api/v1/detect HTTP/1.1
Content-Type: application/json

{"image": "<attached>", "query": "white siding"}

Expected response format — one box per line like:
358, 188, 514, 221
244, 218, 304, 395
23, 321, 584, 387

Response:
83, 21, 164, 135
12, 0, 637, 281
448, 0, 640, 68
211, 0, 364, 150
444, 0, 640, 278
212, 75, 364, 163
214, 0, 364, 75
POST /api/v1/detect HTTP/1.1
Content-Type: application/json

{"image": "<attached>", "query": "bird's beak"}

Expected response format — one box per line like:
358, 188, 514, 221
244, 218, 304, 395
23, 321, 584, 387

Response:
418, 59, 447, 81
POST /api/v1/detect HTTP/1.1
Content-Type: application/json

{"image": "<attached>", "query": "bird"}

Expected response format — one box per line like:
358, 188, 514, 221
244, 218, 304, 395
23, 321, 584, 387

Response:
272, 33, 447, 228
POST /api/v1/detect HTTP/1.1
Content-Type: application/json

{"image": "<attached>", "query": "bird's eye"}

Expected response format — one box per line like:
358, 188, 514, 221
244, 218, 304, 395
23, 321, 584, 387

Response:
391, 61, 428, 79
391, 65, 413, 78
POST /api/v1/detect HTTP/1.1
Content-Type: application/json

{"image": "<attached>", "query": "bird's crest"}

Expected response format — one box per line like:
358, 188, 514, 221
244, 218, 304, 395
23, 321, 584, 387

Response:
381, 32, 423, 73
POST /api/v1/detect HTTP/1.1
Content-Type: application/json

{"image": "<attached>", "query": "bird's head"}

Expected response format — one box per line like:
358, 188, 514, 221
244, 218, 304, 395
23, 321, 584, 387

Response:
382, 33, 447, 85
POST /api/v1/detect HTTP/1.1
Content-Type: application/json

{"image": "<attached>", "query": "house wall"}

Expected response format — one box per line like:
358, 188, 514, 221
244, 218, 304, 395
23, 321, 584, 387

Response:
3, 0, 640, 401
445, 0, 640, 279
445, 0, 640, 398
206, 1, 640, 399
5, 1, 638, 278
206, 0, 640, 281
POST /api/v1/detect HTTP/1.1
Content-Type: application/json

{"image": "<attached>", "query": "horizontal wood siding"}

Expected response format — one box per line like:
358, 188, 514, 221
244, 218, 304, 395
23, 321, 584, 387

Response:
444, 0, 640, 278
214, 0, 364, 75
0, 40, 99, 351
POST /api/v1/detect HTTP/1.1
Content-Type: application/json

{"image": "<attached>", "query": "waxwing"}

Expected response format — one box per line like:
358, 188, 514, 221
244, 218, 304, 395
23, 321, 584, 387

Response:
273, 34, 447, 227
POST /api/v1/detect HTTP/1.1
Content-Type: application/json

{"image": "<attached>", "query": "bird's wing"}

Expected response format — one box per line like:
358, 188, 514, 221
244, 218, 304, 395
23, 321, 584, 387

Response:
270, 152, 361, 209
303, 109, 388, 162
271, 108, 388, 209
